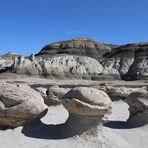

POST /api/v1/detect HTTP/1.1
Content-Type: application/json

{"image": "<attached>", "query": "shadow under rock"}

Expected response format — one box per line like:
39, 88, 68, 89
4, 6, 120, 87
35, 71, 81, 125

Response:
0, 125, 15, 130
22, 120, 145, 140
22, 120, 74, 140
103, 120, 147, 129
103, 121, 129, 129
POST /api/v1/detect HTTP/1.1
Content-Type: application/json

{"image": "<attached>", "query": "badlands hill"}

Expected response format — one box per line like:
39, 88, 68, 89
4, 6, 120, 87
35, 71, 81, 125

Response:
36, 38, 113, 59
1, 38, 148, 80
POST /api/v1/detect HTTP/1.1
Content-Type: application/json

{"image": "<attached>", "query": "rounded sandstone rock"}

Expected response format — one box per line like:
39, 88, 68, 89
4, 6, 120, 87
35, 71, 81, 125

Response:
61, 87, 112, 117
126, 90, 148, 126
0, 83, 48, 127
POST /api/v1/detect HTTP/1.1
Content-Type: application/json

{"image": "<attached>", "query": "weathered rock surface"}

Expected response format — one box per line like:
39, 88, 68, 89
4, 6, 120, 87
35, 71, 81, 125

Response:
126, 90, 148, 127
0, 83, 48, 127
61, 87, 112, 117
1, 39, 148, 80
41, 55, 103, 79
13, 57, 42, 75
36, 38, 112, 60
0, 58, 13, 72
46, 87, 62, 105
47, 85, 70, 99
45, 85, 70, 105
0, 52, 19, 72
103, 42, 148, 80
35, 38, 131, 79
35, 87, 47, 100
36, 39, 148, 80
9, 55, 103, 79
60, 87, 112, 143
106, 86, 147, 101
0, 78, 147, 148
128, 57, 148, 80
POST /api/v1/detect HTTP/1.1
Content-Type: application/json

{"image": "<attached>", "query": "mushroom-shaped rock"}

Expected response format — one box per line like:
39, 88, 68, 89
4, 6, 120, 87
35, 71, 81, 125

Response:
106, 86, 147, 101
61, 87, 112, 141
0, 83, 48, 127
46, 85, 70, 105
126, 90, 148, 127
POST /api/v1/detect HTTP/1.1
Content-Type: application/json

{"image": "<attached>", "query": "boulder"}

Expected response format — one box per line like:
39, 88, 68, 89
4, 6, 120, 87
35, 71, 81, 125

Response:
35, 87, 47, 100
45, 86, 70, 105
0, 83, 48, 127
61, 87, 112, 118
60, 87, 112, 141
126, 90, 148, 127
106, 86, 147, 101
47, 85, 70, 99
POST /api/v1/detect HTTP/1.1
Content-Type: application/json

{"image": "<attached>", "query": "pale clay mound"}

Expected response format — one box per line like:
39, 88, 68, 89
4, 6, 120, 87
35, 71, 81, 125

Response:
0, 77, 148, 148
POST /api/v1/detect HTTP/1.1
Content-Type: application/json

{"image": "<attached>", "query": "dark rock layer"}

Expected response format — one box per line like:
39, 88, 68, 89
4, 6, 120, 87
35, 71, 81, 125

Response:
36, 38, 112, 60
1, 38, 148, 80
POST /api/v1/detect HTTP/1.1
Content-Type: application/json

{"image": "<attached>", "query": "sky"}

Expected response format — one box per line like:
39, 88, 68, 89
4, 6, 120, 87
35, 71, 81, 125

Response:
0, 0, 148, 56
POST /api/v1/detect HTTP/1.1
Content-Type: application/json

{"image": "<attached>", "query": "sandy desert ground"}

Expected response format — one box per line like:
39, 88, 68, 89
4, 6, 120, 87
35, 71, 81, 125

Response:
0, 76, 148, 148
0, 99, 147, 148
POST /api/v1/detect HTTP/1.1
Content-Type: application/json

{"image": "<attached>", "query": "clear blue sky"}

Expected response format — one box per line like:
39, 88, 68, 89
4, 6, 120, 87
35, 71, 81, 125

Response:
0, 0, 148, 55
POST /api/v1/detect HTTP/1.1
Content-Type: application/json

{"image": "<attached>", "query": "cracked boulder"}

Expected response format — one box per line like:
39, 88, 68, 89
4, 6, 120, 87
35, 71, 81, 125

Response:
0, 83, 48, 127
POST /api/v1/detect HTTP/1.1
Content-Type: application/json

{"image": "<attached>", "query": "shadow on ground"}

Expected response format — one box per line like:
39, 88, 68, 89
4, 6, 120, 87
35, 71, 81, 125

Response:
103, 120, 145, 129
22, 119, 85, 140
103, 121, 129, 129
20, 119, 147, 139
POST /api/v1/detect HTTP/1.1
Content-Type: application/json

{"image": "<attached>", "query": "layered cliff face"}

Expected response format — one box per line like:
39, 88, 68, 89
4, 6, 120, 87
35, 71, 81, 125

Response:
10, 55, 103, 80
102, 42, 148, 80
0, 38, 148, 80
36, 38, 112, 60
36, 38, 148, 80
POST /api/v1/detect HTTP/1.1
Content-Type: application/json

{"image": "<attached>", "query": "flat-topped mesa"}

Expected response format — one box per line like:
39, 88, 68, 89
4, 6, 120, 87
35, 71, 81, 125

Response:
61, 87, 112, 141
36, 38, 112, 60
